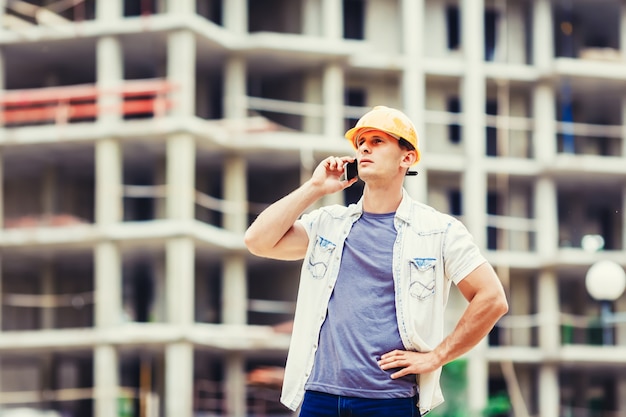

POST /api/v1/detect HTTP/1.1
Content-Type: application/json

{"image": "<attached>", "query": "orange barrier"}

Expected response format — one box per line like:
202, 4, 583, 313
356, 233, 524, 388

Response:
1, 79, 176, 125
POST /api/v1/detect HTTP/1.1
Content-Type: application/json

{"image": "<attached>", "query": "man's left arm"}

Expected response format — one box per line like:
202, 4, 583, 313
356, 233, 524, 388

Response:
378, 262, 508, 378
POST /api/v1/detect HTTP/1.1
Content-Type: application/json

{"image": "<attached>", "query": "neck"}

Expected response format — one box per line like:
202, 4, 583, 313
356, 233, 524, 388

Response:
362, 183, 403, 213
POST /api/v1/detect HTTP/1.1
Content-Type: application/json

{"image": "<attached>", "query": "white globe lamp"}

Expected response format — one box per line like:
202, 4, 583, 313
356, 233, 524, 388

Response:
585, 260, 626, 302
585, 260, 626, 345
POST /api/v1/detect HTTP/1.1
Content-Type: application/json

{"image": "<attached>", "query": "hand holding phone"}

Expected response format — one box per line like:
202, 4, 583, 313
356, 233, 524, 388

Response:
341, 160, 358, 181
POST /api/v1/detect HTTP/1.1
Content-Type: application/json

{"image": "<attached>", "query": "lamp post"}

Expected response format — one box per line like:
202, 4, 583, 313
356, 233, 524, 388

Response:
585, 260, 626, 345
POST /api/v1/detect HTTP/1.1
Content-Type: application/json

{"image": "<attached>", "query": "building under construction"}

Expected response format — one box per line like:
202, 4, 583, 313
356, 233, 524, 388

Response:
1, 0, 626, 416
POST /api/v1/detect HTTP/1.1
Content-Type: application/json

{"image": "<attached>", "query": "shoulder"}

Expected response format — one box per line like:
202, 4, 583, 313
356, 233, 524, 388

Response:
405, 199, 459, 232
302, 203, 355, 221
298, 203, 356, 231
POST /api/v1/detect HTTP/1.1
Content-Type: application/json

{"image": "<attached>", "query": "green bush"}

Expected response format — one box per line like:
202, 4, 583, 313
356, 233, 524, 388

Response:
427, 359, 511, 417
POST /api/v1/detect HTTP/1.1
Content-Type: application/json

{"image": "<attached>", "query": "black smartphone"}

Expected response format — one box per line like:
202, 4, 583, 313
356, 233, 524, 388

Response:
341, 160, 358, 181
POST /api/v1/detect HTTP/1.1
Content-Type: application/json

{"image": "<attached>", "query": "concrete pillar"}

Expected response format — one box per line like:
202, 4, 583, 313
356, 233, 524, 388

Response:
94, 345, 119, 417
221, 253, 247, 417
165, 342, 193, 417
322, 0, 342, 39
167, 29, 196, 118
323, 63, 344, 139
95, 242, 122, 328
401, 0, 427, 203
538, 270, 560, 353
94, 242, 121, 417
460, 2, 489, 413
223, 56, 247, 120
320, 61, 343, 203
321, 192, 344, 207
97, 35, 123, 125
223, 0, 247, 34
95, 138, 123, 224
467, 347, 489, 416
461, 0, 487, 249
166, 133, 195, 221
165, 237, 194, 417
164, 25, 196, 417
532, 0, 556, 164
532, 0, 553, 68
166, 237, 194, 325
223, 155, 247, 233
534, 177, 558, 257
302, 0, 322, 36
533, 83, 556, 164
538, 364, 559, 417
96, 32, 123, 225
224, 354, 246, 417
96, 0, 122, 20
303, 73, 323, 134
537, 265, 560, 417
221, 255, 247, 326
166, 0, 194, 14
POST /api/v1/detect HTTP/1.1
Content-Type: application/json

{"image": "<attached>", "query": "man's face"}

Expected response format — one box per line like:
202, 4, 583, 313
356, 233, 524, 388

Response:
354, 130, 410, 181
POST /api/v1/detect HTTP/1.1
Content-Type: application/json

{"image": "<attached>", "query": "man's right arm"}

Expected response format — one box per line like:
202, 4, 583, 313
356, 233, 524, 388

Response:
244, 156, 357, 261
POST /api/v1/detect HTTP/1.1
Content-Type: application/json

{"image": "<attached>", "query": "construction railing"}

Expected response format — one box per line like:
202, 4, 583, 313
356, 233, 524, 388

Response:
193, 379, 288, 417
122, 184, 270, 223
0, 386, 158, 417
0, 79, 176, 127
4, 0, 92, 28
1, 290, 94, 331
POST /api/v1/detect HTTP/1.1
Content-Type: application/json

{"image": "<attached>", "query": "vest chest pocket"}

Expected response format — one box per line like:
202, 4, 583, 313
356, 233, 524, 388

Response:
307, 235, 336, 279
409, 257, 437, 300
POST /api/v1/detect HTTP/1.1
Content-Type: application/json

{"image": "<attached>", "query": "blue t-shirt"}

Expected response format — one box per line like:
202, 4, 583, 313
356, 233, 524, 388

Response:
304, 211, 417, 398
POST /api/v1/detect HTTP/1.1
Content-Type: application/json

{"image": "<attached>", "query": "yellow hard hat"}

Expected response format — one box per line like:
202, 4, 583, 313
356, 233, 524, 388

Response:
344, 105, 421, 165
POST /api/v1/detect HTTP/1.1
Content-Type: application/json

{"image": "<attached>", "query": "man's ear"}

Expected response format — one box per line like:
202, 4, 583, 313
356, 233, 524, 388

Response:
401, 150, 417, 168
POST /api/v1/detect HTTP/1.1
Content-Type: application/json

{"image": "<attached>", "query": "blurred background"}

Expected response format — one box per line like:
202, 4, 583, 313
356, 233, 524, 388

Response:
0, 0, 625, 416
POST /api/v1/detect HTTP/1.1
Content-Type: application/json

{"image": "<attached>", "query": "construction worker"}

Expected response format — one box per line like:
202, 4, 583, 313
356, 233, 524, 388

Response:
244, 106, 508, 416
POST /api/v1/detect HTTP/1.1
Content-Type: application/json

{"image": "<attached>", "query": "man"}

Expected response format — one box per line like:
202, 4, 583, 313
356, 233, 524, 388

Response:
244, 106, 508, 416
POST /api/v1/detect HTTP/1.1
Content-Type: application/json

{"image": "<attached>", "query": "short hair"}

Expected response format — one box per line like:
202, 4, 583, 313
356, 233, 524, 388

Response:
398, 138, 415, 151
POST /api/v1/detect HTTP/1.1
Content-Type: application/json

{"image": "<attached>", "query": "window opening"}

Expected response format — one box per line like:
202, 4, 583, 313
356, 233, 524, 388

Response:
484, 9, 498, 61
487, 192, 499, 250
124, 0, 155, 16
446, 6, 460, 50
447, 97, 461, 144
343, 0, 365, 40
345, 88, 366, 131
198, 0, 223, 25
448, 190, 462, 216
486, 100, 498, 156
560, 81, 575, 153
